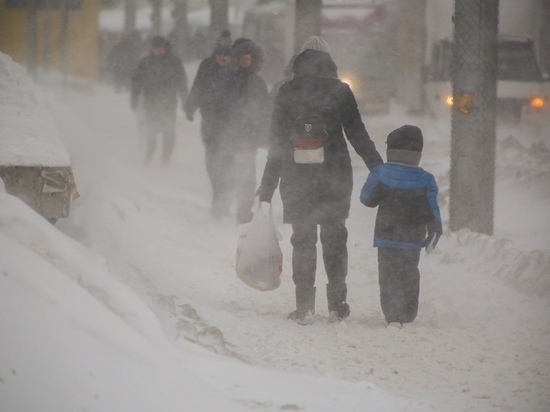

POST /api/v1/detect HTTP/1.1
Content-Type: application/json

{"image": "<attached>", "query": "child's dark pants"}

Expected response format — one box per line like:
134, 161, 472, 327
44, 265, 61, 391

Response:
378, 247, 421, 324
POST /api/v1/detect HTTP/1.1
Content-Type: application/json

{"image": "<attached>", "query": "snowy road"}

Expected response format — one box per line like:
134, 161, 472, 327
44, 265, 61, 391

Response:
47, 74, 550, 412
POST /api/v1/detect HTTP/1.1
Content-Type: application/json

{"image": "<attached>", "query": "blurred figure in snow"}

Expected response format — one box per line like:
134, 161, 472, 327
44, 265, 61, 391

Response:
131, 36, 187, 165
107, 30, 144, 93
185, 30, 235, 220
223, 38, 269, 224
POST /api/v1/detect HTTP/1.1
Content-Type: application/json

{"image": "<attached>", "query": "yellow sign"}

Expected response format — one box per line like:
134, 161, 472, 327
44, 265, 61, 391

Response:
455, 92, 474, 115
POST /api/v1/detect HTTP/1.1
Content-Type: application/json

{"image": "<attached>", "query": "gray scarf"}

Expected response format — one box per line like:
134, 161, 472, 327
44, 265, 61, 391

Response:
386, 149, 422, 166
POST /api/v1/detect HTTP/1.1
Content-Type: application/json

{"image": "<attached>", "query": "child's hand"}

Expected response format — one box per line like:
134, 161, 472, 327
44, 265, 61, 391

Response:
424, 232, 440, 254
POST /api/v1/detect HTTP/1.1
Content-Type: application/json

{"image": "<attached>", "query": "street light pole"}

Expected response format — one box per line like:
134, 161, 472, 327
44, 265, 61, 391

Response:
449, 0, 499, 235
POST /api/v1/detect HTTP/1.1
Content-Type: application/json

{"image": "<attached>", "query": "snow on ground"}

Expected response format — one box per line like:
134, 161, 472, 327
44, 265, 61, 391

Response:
1, 55, 550, 411
0, 53, 70, 167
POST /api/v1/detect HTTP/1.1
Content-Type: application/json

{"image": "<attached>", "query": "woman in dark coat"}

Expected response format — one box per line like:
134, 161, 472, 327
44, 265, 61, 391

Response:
224, 38, 269, 224
257, 36, 383, 324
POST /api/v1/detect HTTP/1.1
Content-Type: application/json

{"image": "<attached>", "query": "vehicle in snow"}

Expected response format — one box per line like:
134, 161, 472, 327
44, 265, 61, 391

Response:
242, 0, 398, 114
0, 52, 77, 224
423, 0, 550, 127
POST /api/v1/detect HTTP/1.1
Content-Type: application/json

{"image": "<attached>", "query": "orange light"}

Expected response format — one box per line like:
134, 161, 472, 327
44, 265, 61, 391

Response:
341, 77, 354, 90
530, 96, 545, 109
445, 96, 453, 106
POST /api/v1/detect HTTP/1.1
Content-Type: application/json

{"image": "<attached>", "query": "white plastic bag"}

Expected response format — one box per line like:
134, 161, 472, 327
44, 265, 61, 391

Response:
236, 203, 282, 291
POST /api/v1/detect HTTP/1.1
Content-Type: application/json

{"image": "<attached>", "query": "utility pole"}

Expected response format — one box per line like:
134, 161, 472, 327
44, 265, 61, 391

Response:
294, 0, 322, 53
124, 0, 137, 33
172, 0, 189, 60
26, 0, 38, 79
209, 0, 228, 48
397, 0, 426, 114
60, 0, 70, 89
449, 0, 499, 235
149, 0, 163, 36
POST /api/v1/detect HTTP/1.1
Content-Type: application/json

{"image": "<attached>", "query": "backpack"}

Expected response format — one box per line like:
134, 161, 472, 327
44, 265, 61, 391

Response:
286, 83, 342, 164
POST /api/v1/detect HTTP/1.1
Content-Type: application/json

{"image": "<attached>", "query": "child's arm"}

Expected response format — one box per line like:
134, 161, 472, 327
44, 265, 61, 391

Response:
360, 167, 383, 207
424, 174, 443, 253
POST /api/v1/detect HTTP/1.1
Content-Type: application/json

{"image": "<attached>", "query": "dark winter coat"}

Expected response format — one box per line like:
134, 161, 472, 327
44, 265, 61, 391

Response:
108, 32, 144, 87
360, 163, 442, 249
130, 50, 187, 117
222, 39, 269, 151
185, 56, 233, 117
185, 56, 234, 142
259, 49, 383, 224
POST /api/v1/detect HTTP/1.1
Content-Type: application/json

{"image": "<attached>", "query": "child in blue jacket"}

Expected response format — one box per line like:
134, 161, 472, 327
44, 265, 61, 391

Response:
360, 125, 442, 327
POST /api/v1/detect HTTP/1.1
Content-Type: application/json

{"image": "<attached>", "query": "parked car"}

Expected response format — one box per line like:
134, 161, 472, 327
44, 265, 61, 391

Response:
0, 52, 77, 224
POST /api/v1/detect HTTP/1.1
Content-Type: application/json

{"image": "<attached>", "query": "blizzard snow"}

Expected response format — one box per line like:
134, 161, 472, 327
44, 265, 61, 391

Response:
1, 53, 549, 412
0, 54, 70, 167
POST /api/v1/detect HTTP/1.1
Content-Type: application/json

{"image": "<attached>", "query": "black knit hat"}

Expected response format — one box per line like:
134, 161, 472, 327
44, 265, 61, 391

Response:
386, 125, 424, 152
214, 30, 232, 55
151, 35, 168, 49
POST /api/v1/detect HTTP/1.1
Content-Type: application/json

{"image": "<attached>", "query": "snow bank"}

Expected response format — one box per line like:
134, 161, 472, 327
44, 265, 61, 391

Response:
0, 52, 70, 167
438, 229, 550, 301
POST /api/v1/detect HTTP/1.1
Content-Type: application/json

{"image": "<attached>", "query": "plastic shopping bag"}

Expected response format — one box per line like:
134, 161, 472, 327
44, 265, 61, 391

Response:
236, 203, 283, 291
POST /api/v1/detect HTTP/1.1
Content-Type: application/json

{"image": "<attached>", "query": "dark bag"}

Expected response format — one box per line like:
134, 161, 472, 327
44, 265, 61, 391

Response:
287, 84, 341, 164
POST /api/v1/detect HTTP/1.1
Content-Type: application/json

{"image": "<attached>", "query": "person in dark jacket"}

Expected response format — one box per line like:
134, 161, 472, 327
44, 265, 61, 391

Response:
360, 125, 442, 327
267, 54, 297, 115
185, 30, 234, 219
257, 36, 383, 324
108, 30, 144, 93
224, 38, 269, 224
131, 35, 187, 165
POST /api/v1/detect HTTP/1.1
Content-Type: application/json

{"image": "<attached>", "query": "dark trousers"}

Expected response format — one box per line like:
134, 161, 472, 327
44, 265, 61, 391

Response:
144, 114, 176, 164
203, 139, 232, 219
230, 150, 256, 224
377, 247, 421, 324
290, 220, 348, 296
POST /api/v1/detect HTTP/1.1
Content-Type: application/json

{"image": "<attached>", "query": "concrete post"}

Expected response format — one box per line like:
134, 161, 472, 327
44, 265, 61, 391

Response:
294, 0, 322, 53
449, 0, 498, 235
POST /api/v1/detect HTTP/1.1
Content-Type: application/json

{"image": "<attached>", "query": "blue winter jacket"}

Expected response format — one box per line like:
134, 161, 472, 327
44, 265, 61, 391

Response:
360, 163, 442, 249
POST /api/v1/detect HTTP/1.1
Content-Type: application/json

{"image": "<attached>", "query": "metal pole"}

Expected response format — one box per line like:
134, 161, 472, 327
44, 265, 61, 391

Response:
61, 0, 70, 89
397, 0, 426, 114
294, 0, 322, 53
124, 0, 137, 33
172, 0, 189, 60
150, 0, 163, 36
449, 0, 498, 235
27, 0, 38, 79
209, 0, 228, 48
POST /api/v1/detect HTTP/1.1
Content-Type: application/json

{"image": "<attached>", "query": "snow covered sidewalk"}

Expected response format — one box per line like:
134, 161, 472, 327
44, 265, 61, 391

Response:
1, 62, 549, 411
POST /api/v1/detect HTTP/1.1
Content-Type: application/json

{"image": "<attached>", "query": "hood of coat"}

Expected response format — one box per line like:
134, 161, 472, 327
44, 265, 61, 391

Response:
292, 49, 338, 78
232, 38, 264, 74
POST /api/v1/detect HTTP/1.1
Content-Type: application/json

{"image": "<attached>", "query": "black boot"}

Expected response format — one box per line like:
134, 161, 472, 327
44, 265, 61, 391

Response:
288, 287, 316, 325
327, 284, 350, 323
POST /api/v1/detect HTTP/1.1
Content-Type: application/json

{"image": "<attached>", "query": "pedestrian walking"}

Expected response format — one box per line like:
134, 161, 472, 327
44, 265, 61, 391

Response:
185, 30, 235, 219
256, 36, 383, 324
360, 125, 442, 327
131, 35, 187, 165
107, 30, 144, 93
225, 38, 269, 225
